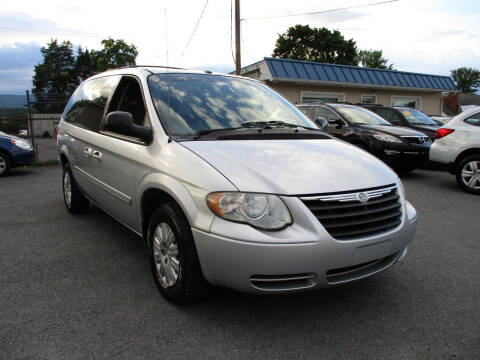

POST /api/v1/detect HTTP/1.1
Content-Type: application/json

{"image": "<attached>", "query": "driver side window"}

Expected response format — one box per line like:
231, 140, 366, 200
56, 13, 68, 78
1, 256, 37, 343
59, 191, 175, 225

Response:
106, 76, 150, 131
376, 108, 403, 125
315, 107, 341, 122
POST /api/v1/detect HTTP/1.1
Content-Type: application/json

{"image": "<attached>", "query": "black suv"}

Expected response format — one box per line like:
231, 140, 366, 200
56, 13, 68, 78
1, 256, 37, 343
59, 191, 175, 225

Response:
297, 103, 431, 173
359, 104, 439, 141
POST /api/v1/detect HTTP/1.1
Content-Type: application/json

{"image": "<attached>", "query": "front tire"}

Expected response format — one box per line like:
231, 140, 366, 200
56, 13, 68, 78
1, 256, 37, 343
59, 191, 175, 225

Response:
0, 151, 11, 177
62, 163, 90, 213
456, 155, 480, 195
148, 202, 208, 304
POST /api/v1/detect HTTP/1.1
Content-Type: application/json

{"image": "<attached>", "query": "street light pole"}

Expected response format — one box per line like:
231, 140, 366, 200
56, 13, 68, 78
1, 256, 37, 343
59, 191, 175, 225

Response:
235, 0, 241, 75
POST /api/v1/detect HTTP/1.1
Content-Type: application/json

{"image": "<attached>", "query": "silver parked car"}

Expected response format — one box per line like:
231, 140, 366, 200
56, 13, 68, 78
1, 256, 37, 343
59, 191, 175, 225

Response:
430, 106, 480, 194
57, 67, 417, 303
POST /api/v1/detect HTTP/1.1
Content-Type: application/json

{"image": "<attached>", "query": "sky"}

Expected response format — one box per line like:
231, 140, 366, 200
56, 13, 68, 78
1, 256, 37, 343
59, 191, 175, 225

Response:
0, 0, 479, 94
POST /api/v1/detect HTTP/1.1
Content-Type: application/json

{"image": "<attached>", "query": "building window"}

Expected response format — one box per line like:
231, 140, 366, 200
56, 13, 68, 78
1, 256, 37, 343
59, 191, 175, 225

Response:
391, 96, 421, 109
361, 94, 377, 104
301, 91, 345, 104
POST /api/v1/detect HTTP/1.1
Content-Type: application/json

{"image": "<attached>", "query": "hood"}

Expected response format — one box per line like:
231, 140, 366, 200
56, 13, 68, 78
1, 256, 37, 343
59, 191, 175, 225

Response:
408, 124, 438, 135
182, 139, 397, 195
358, 124, 427, 136
0, 132, 23, 141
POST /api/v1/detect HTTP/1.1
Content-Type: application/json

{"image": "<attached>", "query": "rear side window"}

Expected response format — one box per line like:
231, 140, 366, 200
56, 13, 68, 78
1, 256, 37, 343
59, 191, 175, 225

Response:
63, 76, 120, 132
465, 112, 480, 126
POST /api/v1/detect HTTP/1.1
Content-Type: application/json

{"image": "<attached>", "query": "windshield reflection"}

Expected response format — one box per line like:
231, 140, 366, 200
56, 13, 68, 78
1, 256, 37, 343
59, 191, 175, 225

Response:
400, 108, 437, 125
333, 105, 391, 125
148, 73, 314, 136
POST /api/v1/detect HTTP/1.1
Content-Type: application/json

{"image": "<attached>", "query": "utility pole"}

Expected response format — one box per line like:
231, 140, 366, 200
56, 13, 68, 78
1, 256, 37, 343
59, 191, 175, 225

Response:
235, 0, 241, 75
25, 90, 37, 155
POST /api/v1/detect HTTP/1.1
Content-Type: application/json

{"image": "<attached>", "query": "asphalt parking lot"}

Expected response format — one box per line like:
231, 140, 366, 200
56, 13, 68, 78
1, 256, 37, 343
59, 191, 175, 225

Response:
1, 166, 479, 360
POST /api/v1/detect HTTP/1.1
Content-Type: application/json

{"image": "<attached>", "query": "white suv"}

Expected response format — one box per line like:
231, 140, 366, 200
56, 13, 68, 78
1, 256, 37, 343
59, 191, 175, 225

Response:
430, 106, 480, 194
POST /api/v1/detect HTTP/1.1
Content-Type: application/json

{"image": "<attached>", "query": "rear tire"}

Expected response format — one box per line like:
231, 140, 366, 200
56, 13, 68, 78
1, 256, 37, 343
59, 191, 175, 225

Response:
63, 163, 90, 213
456, 155, 480, 195
148, 202, 208, 304
0, 151, 11, 177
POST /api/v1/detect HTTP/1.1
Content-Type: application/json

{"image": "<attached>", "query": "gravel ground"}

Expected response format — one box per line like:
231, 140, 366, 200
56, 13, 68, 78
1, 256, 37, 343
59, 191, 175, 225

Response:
34, 137, 58, 164
1, 167, 479, 360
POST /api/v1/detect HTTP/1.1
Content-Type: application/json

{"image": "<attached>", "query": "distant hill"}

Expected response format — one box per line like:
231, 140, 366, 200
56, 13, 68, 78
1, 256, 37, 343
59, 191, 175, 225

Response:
0, 94, 28, 108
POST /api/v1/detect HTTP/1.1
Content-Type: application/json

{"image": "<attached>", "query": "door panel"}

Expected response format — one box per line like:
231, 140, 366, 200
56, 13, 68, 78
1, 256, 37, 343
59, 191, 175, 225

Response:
81, 131, 141, 230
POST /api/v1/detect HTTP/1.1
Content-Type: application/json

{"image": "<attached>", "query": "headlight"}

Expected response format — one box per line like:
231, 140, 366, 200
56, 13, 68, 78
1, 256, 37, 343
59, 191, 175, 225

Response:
397, 178, 406, 197
11, 138, 33, 150
372, 133, 402, 143
206, 192, 292, 230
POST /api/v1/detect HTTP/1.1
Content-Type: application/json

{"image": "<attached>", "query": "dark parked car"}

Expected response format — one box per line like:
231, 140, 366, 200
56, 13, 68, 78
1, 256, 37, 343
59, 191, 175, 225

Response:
359, 104, 439, 141
0, 131, 35, 176
297, 103, 431, 173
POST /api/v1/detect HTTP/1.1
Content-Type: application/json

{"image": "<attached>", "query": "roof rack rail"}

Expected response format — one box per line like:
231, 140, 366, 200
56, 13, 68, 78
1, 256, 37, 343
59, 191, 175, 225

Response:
117, 65, 188, 70
296, 101, 326, 105
356, 103, 384, 106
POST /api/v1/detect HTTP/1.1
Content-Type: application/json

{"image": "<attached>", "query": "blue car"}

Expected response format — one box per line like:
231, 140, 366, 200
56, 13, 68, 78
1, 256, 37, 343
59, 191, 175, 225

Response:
0, 131, 35, 176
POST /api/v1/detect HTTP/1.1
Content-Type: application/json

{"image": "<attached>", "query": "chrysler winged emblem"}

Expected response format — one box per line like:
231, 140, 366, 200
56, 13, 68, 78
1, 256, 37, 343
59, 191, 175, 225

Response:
357, 192, 369, 203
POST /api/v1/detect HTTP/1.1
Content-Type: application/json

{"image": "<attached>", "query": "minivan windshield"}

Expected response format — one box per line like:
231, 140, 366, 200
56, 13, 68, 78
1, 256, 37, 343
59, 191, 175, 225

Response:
398, 108, 437, 125
333, 105, 391, 125
148, 73, 315, 137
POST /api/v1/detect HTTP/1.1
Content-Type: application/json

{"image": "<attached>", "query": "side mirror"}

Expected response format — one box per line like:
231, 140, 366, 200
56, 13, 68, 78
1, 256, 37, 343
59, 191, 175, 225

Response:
328, 118, 345, 128
314, 117, 328, 130
104, 111, 153, 143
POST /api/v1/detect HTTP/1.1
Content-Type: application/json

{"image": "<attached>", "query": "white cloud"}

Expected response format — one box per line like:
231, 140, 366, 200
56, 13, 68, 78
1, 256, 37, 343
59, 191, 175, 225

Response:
0, 0, 479, 93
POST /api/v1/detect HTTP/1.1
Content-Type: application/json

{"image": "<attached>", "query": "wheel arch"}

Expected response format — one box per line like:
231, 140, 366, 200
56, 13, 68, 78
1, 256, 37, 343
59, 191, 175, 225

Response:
0, 147, 14, 167
136, 173, 213, 246
452, 148, 480, 174
58, 144, 72, 167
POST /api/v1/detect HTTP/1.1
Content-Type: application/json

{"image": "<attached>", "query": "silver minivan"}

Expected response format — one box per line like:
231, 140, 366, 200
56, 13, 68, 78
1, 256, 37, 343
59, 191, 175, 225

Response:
57, 67, 417, 303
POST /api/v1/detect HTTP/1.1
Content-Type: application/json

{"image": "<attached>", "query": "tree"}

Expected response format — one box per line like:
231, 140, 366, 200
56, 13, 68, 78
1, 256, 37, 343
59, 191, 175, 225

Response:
75, 46, 97, 82
92, 38, 138, 72
32, 38, 139, 112
450, 67, 480, 93
272, 25, 358, 65
357, 49, 394, 70
32, 40, 77, 113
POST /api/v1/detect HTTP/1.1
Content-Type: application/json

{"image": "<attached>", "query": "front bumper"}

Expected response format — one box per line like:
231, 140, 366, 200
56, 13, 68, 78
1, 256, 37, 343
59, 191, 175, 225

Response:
11, 148, 35, 167
192, 198, 417, 294
372, 143, 430, 168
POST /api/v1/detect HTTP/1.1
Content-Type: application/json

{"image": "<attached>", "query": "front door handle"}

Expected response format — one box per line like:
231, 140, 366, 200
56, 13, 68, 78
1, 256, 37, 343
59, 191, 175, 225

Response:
83, 146, 92, 157
92, 150, 102, 161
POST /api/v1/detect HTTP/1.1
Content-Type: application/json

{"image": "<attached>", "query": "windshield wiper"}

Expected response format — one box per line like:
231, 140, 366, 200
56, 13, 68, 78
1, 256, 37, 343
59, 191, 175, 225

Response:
241, 121, 320, 131
191, 127, 244, 139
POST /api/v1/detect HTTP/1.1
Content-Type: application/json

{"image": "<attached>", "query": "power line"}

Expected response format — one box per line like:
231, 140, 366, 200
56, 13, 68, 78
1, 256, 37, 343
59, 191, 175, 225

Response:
241, 0, 399, 20
180, 0, 209, 58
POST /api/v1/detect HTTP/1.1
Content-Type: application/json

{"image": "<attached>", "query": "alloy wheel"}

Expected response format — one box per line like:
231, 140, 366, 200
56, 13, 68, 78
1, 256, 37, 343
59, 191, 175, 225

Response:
153, 222, 180, 288
461, 160, 480, 190
0, 155, 6, 175
63, 171, 72, 207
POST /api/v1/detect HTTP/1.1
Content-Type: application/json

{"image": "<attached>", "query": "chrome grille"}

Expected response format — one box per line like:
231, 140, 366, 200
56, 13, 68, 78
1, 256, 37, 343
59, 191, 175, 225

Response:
300, 185, 402, 240
400, 136, 429, 144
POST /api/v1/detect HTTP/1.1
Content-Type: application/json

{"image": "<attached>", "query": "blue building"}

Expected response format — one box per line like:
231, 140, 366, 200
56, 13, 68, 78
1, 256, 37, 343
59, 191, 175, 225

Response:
240, 57, 458, 116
